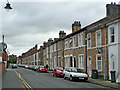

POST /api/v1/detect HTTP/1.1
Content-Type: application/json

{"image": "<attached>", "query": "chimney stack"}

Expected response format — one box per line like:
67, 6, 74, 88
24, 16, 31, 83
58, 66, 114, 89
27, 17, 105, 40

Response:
106, 2, 120, 19
48, 38, 53, 44
43, 42, 47, 46
40, 46, 43, 49
54, 38, 58, 41
59, 31, 66, 38
72, 21, 81, 33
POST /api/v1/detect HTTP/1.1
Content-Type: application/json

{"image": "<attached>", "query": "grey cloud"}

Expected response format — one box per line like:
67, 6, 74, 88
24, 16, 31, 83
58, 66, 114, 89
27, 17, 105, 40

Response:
2, 2, 107, 56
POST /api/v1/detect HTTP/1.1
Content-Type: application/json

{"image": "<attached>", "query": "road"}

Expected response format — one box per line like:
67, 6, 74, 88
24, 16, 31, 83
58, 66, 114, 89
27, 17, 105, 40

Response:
2, 67, 111, 89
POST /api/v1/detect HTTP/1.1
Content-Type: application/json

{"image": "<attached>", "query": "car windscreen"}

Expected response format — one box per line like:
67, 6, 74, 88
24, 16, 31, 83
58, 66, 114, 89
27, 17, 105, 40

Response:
40, 66, 45, 68
71, 68, 77, 72
56, 67, 63, 70
77, 69, 84, 73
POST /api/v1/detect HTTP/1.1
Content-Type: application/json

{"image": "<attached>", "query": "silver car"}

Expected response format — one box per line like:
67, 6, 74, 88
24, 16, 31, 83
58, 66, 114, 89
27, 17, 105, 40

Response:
63, 67, 88, 81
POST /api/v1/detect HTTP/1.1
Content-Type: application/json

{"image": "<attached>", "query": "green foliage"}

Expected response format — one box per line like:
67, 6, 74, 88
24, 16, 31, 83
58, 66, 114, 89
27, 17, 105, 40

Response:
9, 56, 17, 64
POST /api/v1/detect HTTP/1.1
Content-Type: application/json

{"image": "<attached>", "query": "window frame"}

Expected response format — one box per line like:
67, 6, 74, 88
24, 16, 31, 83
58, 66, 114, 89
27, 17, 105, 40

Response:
69, 37, 73, 48
87, 33, 91, 48
65, 55, 69, 68
73, 36, 76, 48
54, 43, 56, 51
96, 30, 101, 47
78, 32, 84, 47
96, 54, 102, 71
78, 54, 84, 69
110, 27, 115, 43
65, 39, 69, 49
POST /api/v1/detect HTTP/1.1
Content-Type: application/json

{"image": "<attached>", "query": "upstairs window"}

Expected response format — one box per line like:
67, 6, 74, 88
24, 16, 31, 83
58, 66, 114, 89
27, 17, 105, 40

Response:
110, 27, 115, 43
96, 30, 101, 46
65, 39, 69, 49
78, 33, 83, 46
70, 38, 73, 48
73, 36, 76, 47
87, 34, 91, 48
54, 44, 56, 51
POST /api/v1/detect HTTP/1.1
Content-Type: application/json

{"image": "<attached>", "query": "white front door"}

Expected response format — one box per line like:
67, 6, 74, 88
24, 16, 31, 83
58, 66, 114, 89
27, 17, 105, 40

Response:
89, 57, 92, 77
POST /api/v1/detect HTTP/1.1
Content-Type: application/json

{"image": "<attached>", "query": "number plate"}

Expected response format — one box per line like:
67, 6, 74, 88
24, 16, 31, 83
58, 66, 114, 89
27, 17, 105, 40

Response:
79, 78, 84, 79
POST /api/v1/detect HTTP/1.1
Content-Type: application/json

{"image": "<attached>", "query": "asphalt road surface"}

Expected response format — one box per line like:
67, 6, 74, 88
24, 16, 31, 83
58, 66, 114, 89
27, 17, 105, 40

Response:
2, 67, 110, 89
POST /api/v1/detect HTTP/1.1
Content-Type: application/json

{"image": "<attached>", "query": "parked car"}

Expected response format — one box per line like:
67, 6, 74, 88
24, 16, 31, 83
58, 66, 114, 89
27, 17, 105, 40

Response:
31, 65, 36, 70
28, 65, 33, 69
52, 66, 64, 77
24, 65, 29, 69
37, 65, 47, 72
12, 64, 17, 68
33, 65, 39, 71
63, 67, 88, 81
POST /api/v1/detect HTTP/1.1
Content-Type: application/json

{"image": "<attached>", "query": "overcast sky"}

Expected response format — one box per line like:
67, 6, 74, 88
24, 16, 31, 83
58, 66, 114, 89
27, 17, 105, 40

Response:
0, 0, 119, 56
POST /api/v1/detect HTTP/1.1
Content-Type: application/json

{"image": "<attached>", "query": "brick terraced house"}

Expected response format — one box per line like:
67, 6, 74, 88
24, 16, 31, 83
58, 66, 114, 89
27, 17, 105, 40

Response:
19, 3, 120, 82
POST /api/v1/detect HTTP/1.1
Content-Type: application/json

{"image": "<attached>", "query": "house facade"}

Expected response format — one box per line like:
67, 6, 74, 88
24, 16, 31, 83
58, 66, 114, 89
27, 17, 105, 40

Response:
107, 18, 120, 82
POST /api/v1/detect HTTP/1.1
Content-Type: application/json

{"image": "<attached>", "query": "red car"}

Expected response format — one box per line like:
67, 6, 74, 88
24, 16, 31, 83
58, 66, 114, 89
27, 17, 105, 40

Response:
37, 66, 47, 72
52, 66, 64, 77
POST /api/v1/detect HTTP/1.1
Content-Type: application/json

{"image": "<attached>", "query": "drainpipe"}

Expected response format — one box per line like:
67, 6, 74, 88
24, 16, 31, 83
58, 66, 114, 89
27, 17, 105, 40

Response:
62, 39, 64, 68
48, 45, 50, 70
105, 26, 107, 80
85, 30, 88, 74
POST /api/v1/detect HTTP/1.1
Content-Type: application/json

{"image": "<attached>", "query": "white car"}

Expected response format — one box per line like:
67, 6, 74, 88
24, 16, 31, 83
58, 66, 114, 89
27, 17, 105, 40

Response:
63, 67, 88, 81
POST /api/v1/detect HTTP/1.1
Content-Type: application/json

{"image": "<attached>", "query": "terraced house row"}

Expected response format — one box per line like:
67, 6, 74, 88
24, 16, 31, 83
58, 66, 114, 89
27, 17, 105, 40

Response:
17, 3, 120, 82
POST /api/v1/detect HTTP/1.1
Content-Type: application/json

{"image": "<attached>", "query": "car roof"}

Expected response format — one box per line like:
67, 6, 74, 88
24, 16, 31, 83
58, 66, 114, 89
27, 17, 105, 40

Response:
56, 66, 63, 68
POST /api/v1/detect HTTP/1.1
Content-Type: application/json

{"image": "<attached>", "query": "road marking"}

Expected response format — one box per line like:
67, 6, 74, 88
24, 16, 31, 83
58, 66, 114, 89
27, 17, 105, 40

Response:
14, 70, 33, 90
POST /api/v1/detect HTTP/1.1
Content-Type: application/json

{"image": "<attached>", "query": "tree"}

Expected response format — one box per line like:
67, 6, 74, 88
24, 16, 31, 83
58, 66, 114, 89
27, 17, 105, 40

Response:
9, 55, 17, 64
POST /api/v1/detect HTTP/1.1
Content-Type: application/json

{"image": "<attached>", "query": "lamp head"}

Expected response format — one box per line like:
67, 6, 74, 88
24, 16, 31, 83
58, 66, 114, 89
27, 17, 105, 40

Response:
4, 3, 12, 12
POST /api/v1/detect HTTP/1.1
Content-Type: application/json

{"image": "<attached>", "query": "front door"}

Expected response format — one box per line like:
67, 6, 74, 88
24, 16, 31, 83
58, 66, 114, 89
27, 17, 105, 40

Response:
74, 57, 76, 67
89, 56, 92, 77
70, 56, 72, 67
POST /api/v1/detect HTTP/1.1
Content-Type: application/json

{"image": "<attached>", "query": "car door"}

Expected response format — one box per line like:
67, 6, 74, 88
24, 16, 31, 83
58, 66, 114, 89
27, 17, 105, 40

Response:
64, 68, 68, 77
67, 68, 71, 78
53, 67, 56, 75
66, 68, 70, 78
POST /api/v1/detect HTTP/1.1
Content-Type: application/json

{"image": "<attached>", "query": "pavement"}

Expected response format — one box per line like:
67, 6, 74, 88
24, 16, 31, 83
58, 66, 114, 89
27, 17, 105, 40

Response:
88, 78, 120, 90
48, 70, 120, 90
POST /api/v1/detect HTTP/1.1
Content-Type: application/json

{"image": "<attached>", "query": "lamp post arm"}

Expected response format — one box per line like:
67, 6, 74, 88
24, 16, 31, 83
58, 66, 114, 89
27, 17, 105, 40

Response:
7, 0, 9, 3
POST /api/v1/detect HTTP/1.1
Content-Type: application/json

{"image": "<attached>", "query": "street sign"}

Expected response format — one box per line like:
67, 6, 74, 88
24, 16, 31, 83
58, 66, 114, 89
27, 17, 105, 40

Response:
97, 48, 103, 54
0, 42, 7, 51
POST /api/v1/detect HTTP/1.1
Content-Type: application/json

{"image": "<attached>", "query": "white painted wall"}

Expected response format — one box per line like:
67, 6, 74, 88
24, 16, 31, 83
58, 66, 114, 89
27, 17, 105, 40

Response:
108, 19, 120, 83
0, 57, 2, 62
117, 44, 120, 82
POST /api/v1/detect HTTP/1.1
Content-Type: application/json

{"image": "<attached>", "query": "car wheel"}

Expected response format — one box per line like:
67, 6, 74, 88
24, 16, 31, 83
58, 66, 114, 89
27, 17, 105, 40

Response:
55, 74, 57, 77
70, 75, 73, 81
84, 78, 88, 81
52, 73, 54, 77
64, 75, 66, 79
